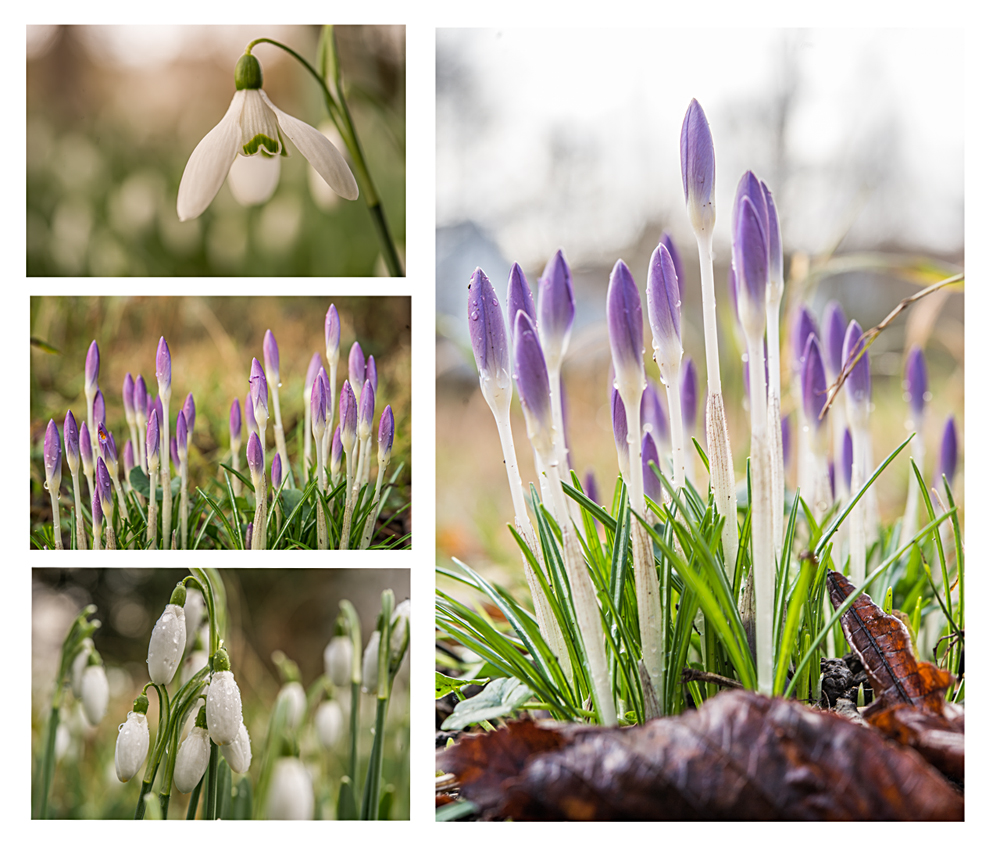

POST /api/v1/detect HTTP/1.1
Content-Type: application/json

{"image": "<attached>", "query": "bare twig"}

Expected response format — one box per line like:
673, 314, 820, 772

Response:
819, 273, 964, 420
681, 668, 744, 690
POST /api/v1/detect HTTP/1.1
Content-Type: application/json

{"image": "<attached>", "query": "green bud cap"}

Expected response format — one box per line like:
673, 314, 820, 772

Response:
133, 693, 149, 715
194, 703, 208, 730
87, 650, 104, 668
169, 581, 187, 607
212, 648, 231, 673
235, 54, 263, 91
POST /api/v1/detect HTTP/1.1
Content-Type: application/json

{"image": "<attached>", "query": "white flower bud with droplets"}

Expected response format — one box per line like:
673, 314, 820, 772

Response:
114, 710, 149, 782
148, 586, 187, 685
221, 721, 252, 774
173, 726, 211, 793
323, 636, 352, 686
266, 757, 314, 820
206, 670, 243, 745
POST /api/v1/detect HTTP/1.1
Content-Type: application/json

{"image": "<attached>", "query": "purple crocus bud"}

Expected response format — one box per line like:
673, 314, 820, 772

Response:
247, 431, 264, 487
96, 423, 118, 468
939, 416, 958, 485
249, 358, 269, 422
176, 411, 188, 460
80, 421, 94, 475
271, 453, 282, 489
170, 433, 180, 471
229, 398, 242, 445
821, 300, 847, 380
782, 414, 792, 466
156, 337, 171, 392
732, 171, 769, 261
123, 440, 135, 477
358, 380, 375, 436
331, 425, 343, 466
640, 432, 661, 505
792, 306, 820, 376
733, 195, 768, 339
64, 411, 80, 474
183, 393, 196, 441
903, 347, 928, 420
801, 334, 827, 430
366, 355, 377, 398
325, 304, 340, 364
304, 352, 323, 403
96, 457, 114, 518
146, 413, 160, 471
640, 384, 669, 447
842, 320, 871, 408
263, 330, 280, 384
647, 242, 683, 370
658, 232, 685, 302
761, 180, 783, 288
606, 259, 645, 406
244, 393, 257, 437
512, 310, 553, 449
612, 389, 629, 472
680, 98, 716, 234
311, 369, 329, 433
92, 484, 102, 528
339, 381, 358, 448
378, 405, 395, 463
584, 470, 599, 506
93, 390, 106, 429
123, 374, 135, 426
468, 268, 509, 395
681, 358, 699, 434
537, 249, 575, 365
134, 375, 148, 420
85, 341, 100, 393
348, 342, 365, 399
507, 262, 536, 334
44, 419, 62, 489
841, 428, 853, 490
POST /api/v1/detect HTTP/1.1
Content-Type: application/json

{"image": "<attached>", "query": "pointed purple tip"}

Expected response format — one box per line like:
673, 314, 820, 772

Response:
155, 337, 171, 389
939, 416, 958, 486
904, 347, 928, 419
378, 405, 395, 460
507, 262, 536, 335
263, 330, 280, 380
468, 267, 508, 382
85, 341, 100, 392
680, 98, 716, 231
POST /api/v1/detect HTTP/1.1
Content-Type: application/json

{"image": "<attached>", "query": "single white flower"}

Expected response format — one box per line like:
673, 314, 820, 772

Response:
147, 602, 186, 685
177, 53, 359, 221
114, 710, 149, 783
80, 663, 109, 726
389, 599, 410, 666
266, 757, 314, 820
276, 681, 307, 730
206, 669, 243, 745
314, 699, 343, 749
221, 721, 252, 774
183, 589, 205, 647
173, 725, 211, 793
361, 630, 380, 694
323, 635, 352, 686
70, 639, 94, 698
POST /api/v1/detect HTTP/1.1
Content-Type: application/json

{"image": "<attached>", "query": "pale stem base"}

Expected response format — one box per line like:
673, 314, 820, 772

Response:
71, 469, 86, 550
160, 396, 172, 550
706, 390, 739, 580
901, 427, 925, 543
47, 487, 63, 550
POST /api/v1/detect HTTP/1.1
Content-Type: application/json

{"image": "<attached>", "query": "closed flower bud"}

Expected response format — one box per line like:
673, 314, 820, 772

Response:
389, 599, 410, 668
70, 639, 94, 698
276, 681, 306, 729
324, 635, 353, 686
80, 662, 109, 726
114, 710, 149, 782
315, 699, 343, 749
206, 670, 243, 745
221, 721, 252, 774
362, 630, 380, 693
266, 757, 313, 820
173, 725, 211, 793
147, 598, 186, 686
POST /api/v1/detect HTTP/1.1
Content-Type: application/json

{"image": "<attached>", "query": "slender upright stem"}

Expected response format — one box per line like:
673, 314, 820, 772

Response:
251, 478, 268, 550
47, 487, 63, 550
270, 388, 294, 490
339, 446, 357, 550
901, 428, 925, 542
179, 460, 189, 549
765, 299, 785, 552
349, 681, 360, 804
36, 696, 62, 818
70, 469, 86, 550
360, 462, 387, 550
146, 469, 158, 548
161, 396, 172, 550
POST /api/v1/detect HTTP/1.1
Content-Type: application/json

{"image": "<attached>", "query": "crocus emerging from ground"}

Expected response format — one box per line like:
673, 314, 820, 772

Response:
156, 337, 173, 549
44, 419, 63, 549
263, 330, 293, 490
64, 411, 86, 549
247, 431, 266, 550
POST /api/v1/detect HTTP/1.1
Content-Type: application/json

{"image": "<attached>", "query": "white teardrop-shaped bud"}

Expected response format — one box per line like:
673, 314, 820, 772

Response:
323, 636, 352, 686
183, 589, 205, 648
114, 711, 149, 782
206, 670, 243, 745
80, 663, 109, 726
389, 599, 410, 666
220, 721, 252, 774
315, 699, 343, 749
361, 631, 380, 693
266, 757, 314, 820
70, 639, 94, 697
147, 603, 186, 685
276, 681, 306, 730
173, 725, 211, 793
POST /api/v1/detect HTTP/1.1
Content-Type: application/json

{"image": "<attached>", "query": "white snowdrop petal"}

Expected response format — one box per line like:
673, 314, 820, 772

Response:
80, 664, 109, 726
177, 91, 244, 221
173, 726, 211, 793
206, 670, 243, 745
114, 711, 149, 783
147, 603, 186, 685
315, 699, 343, 749
263, 91, 359, 200
324, 636, 352, 686
266, 757, 314, 820
362, 631, 380, 693
228, 151, 281, 206
220, 721, 252, 774
276, 682, 306, 730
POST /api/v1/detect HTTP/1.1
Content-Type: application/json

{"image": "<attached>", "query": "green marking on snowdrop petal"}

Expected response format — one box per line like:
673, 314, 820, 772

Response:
242, 133, 281, 156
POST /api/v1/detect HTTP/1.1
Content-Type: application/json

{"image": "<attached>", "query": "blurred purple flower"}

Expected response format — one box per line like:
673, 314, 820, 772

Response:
183, 393, 196, 438
146, 413, 160, 470
904, 347, 928, 419
263, 330, 280, 383
842, 320, 871, 407
821, 300, 847, 380
123, 440, 135, 477
641, 433, 661, 505
641, 385, 669, 448
245, 392, 257, 437
792, 306, 820, 377
841, 428, 853, 491
271, 453, 282, 488
93, 390, 106, 429
939, 416, 958, 486
325, 304, 340, 361
349, 342, 365, 398
681, 358, 699, 434
761, 180, 782, 286
85, 341, 100, 394
801, 334, 827, 428
123, 374, 135, 426
584, 470, 599, 507
606, 259, 644, 402
176, 411, 188, 460
230, 398, 242, 443
507, 262, 536, 334
80, 422, 94, 475
97, 423, 118, 468
134, 376, 148, 421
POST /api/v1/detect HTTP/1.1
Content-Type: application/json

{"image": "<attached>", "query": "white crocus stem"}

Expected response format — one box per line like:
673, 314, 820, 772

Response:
695, 233, 739, 579
146, 464, 158, 548
765, 297, 785, 552
229, 443, 242, 496
159, 397, 172, 550
48, 486, 63, 550
621, 395, 663, 714
848, 422, 870, 575
92, 507, 102, 551
313, 419, 328, 550
654, 360, 685, 492
179, 457, 189, 550
901, 425, 925, 543
268, 380, 293, 491
339, 442, 355, 550
70, 467, 86, 550
747, 332, 775, 694
251, 475, 267, 550
546, 361, 581, 528
360, 460, 388, 550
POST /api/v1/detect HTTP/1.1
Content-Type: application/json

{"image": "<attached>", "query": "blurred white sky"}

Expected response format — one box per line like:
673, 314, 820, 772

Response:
437, 28, 963, 267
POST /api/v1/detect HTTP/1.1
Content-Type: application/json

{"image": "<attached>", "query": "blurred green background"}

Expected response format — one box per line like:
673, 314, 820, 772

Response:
32, 567, 410, 819
30, 296, 411, 544
26, 25, 405, 276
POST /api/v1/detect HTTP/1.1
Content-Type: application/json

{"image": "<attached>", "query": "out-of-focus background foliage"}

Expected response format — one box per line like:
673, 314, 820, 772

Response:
26, 25, 405, 276
30, 296, 411, 542
32, 568, 410, 819
435, 28, 963, 587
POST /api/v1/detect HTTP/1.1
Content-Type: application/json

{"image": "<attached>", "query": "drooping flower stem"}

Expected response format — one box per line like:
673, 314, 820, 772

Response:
244, 32, 404, 277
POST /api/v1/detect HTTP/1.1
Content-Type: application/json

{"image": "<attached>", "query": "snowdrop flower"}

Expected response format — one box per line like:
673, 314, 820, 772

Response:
389, 599, 410, 668
361, 630, 380, 693
206, 659, 243, 746
177, 53, 358, 221
315, 698, 343, 749
115, 697, 150, 783
324, 635, 352, 686
80, 661, 109, 726
147, 583, 187, 685
173, 723, 211, 793
276, 681, 307, 730
266, 756, 314, 820
221, 721, 252, 774
71, 639, 94, 698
